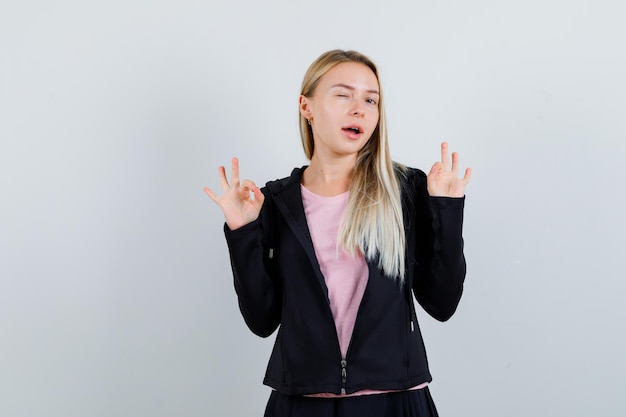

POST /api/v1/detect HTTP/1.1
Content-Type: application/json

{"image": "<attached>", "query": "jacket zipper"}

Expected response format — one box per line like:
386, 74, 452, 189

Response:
340, 360, 347, 395
272, 186, 350, 396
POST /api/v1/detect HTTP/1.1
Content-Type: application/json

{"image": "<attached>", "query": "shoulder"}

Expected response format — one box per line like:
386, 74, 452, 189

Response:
394, 163, 430, 213
394, 163, 427, 187
263, 166, 307, 195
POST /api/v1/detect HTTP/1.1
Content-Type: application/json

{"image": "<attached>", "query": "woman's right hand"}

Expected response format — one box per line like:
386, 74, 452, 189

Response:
204, 157, 265, 230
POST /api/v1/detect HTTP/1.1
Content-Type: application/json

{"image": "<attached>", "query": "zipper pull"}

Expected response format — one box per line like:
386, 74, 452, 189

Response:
268, 248, 274, 259
410, 320, 415, 332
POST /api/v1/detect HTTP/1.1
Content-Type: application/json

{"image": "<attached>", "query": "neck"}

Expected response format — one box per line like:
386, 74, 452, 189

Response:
302, 154, 355, 196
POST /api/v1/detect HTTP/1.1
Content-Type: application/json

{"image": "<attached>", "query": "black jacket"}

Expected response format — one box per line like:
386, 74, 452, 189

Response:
224, 166, 466, 395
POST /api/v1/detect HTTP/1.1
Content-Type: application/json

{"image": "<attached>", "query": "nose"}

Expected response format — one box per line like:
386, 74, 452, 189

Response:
351, 100, 365, 116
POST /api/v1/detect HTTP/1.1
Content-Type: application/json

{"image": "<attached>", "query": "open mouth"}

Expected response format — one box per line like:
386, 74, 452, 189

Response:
343, 126, 362, 134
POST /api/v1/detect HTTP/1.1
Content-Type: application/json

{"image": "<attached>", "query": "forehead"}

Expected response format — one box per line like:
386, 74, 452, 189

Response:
318, 62, 379, 91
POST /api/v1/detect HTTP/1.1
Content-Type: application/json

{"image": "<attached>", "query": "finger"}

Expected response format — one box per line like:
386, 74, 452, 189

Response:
203, 186, 220, 203
429, 161, 444, 175
231, 157, 240, 188
440, 142, 450, 170
462, 167, 472, 184
241, 179, 257, 192
240, 179, 257, 200
235, 185, 251, 201
251, 185, 265, 205
239, 180, 256, 200
451, 152, 459, 175
218, 165, 230, 192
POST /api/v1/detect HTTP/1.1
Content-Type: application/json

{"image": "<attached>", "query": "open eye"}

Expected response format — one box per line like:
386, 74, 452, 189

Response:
366, 98, 377, 105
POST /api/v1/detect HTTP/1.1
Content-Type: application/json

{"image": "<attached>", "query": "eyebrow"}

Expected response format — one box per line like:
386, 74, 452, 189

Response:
331, 83, 380, 95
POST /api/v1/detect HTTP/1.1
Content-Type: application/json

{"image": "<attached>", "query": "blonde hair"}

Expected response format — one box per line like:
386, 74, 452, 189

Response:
299, 50, 407, 282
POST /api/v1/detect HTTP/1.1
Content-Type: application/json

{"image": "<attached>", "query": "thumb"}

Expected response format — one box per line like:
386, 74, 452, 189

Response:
429, 162, 441, 175
252, 186, 265, 205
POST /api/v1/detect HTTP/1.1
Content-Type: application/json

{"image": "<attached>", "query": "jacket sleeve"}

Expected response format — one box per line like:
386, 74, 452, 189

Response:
224, 191, 281, 337
411, 171, 467, 322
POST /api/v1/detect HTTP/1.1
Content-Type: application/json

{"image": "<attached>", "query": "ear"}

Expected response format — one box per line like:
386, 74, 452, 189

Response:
299, 95, 312, 119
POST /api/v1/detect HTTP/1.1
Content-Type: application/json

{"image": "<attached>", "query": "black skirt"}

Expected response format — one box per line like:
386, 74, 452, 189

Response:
263, 387, 439, 417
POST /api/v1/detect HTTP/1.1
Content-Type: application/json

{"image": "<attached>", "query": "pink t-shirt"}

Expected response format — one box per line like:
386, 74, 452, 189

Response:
301, 185, 427, 397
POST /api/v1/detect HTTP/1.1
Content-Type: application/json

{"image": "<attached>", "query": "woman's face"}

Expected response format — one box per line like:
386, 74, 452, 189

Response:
300, 62, 380, 161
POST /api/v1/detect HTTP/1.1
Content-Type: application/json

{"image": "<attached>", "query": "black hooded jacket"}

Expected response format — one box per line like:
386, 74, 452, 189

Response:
224, 166, 466, 395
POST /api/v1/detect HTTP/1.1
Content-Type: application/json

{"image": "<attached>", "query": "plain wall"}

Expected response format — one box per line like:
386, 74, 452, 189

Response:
1, 0, 625, 416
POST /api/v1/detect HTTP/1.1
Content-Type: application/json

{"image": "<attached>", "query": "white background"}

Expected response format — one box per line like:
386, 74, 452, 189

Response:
1, 1, 625, 416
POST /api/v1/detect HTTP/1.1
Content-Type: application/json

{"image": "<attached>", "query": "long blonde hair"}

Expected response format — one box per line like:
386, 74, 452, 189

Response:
299, 50, 407, 282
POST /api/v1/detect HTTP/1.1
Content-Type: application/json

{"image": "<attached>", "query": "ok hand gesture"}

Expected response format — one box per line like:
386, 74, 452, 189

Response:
427, 142, 472, 198
204, 157, 265, 230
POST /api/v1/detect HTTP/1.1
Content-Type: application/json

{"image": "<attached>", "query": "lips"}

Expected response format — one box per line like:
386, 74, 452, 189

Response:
342, 124, 363, 139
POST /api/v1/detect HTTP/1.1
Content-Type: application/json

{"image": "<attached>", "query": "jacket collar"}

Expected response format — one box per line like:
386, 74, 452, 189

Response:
266, 166, 330, 300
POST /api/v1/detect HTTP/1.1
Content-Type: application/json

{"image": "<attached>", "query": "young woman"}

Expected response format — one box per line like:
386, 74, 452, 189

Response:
204, 50, 471, 417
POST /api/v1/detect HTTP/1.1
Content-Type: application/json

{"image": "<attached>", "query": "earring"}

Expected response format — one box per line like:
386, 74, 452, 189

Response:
307, 117, 313, 125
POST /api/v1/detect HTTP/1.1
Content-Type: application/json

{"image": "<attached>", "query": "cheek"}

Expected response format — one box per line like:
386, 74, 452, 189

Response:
368, 110, 380, 129
319, 106, 340, 125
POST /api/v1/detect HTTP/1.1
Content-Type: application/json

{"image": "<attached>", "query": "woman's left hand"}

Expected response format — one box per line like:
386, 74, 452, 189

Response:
427, 142, 472, 198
